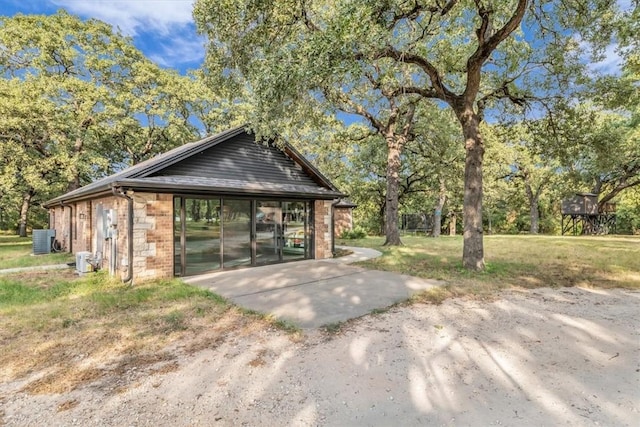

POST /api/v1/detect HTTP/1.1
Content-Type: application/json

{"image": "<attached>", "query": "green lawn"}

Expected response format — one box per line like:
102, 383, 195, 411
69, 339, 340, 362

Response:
337, 235, 640, 296
0, 235, 75, 270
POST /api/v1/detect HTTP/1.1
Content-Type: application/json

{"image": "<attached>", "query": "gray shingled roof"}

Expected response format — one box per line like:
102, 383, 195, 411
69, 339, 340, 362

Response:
45, 126, 343, 206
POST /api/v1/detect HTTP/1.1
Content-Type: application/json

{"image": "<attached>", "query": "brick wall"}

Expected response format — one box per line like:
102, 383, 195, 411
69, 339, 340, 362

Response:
313, 200, 332, 259
49, 205, 69, 251
72, 200, 91, 252
49, 200, 93, 254
49, 193, 174, 282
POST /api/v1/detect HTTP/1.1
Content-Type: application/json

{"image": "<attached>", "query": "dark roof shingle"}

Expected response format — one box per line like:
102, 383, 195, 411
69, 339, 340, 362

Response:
45, 126, 343, 206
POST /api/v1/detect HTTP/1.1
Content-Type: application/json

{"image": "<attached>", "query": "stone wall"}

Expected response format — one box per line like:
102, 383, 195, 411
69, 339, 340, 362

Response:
313, 200, 332, 259
51, 193, 331, 279
132, 192, 173, 281
333, 207, 354, 238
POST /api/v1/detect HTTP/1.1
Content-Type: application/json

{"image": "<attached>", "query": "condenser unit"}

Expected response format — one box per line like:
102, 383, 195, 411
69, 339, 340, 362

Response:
76, 251, 93, 275
32, 229, 56, 255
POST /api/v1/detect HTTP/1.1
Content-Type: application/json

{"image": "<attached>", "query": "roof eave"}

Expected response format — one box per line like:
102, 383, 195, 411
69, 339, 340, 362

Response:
43, 186, 113, 208
113, 180, 345, 200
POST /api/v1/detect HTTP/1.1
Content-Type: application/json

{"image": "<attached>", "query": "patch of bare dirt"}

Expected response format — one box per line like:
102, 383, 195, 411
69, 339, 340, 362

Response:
1, 287, 638, 426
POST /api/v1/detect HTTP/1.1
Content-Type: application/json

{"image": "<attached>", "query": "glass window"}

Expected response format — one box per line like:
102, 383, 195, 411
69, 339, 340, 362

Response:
175, 197, 221, 276
255, 201, 283, 265
174, 196, 311, 275
222, 199, 252, 268
282, 201, 308, 261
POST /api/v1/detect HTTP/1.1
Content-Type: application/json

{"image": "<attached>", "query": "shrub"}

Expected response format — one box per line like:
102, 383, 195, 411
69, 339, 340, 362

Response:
340, 226, 367, 239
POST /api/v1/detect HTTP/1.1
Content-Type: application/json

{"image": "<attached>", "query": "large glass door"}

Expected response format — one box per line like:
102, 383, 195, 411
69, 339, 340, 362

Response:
221, 199, 252, 268
255, 201, 283, 265
175, 197, 311, 275
282, 201, 308, 261
174, 197, 221, 276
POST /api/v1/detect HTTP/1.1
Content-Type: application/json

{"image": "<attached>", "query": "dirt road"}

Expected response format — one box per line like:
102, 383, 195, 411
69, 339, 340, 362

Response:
1, 287, 638, 426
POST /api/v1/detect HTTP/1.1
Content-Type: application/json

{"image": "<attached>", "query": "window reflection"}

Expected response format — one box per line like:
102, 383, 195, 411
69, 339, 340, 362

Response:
222, 199, 252, 268
174, 197, 310, 275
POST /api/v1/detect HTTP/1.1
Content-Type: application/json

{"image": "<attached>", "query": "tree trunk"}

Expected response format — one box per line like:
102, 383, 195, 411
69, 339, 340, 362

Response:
529, 197, 540, 234
67, 137, 84, 192
449, 212, 457, 236
524, 181, 540, 234
378, 201, 386, 236
383, 136, 403, 246
460, 111, 485, 270
431, 177, 447, 238
18, 191, 33, 237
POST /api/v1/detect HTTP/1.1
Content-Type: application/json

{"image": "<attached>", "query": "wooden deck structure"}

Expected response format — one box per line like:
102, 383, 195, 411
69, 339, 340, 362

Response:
561, 193, 616, 235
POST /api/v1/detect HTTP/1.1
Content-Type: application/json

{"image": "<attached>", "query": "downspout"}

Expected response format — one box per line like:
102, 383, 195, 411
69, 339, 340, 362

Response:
112, 186, 134, 283
59, 201, 73, 253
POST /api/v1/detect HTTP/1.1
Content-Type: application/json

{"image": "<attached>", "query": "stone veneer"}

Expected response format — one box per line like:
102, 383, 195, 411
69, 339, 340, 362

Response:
333, 206, 354, 238
52, 194, 331, 281
314, 200, 332, 259
131, 193, 174, 281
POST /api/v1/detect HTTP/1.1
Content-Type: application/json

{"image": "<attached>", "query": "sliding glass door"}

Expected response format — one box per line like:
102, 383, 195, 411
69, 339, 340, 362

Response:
174, 197, 221, 276
222, 199, 252, 268
255, 201, 283, 265
174, 196, 311, 276
282, 201, 308, 261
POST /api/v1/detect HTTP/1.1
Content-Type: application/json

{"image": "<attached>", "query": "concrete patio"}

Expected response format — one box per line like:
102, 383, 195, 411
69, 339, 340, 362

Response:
183, 246, 444, 329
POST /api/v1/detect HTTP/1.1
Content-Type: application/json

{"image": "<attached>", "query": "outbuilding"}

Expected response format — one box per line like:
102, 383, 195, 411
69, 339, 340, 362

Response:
44, 126, 348, 281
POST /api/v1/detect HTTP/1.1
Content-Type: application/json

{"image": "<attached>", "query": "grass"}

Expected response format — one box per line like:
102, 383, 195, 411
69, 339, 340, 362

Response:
337, 234, 640, 302
3, 233, 638, 395
0, 269, 290, 395
0, 235, 75, 270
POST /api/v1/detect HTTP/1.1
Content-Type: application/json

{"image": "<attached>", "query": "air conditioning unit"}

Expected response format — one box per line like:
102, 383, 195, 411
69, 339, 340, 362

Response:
32, 229, 56, 255
76, 251, 93, 275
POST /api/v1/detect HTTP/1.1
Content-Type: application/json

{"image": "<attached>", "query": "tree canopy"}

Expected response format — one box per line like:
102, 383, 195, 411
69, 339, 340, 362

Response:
0, 11, 229, 235
194, 0, 627, 269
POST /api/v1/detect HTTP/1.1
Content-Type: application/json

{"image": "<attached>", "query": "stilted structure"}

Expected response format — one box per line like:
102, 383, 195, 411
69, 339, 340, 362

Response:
561, 193, 616, 235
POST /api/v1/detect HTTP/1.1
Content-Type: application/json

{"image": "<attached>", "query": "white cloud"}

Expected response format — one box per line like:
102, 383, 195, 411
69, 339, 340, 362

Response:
52, 0, 196, 36
50, 0, 204, 68
588, 43, 624, 76
149, 35, 206, 68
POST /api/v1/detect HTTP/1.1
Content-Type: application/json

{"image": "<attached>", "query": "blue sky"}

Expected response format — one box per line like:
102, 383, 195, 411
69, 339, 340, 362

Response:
2, 0, 630, 78
1, 0, 204, 73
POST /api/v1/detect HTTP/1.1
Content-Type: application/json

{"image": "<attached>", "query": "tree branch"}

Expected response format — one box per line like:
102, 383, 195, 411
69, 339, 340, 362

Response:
373, 46, 459, 105
465, 0, 528, 104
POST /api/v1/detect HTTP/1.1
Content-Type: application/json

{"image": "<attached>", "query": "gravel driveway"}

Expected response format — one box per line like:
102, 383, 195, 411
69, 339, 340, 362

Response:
2, 287, 638, 426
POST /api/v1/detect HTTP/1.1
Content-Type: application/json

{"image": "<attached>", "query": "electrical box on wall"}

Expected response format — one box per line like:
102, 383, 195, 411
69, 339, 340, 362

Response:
106, 209, 117, 227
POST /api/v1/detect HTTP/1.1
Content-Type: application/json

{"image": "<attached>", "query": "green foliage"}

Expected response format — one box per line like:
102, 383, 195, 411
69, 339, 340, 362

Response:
195, 0, 624, 267
321, 321, 345, 335
340, 226, 367, 240
0, 11, 236, 234
0, 271, 226, 314
616, 188, 640, 234
352, 235, 640, 290
0, 280, 45, 307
